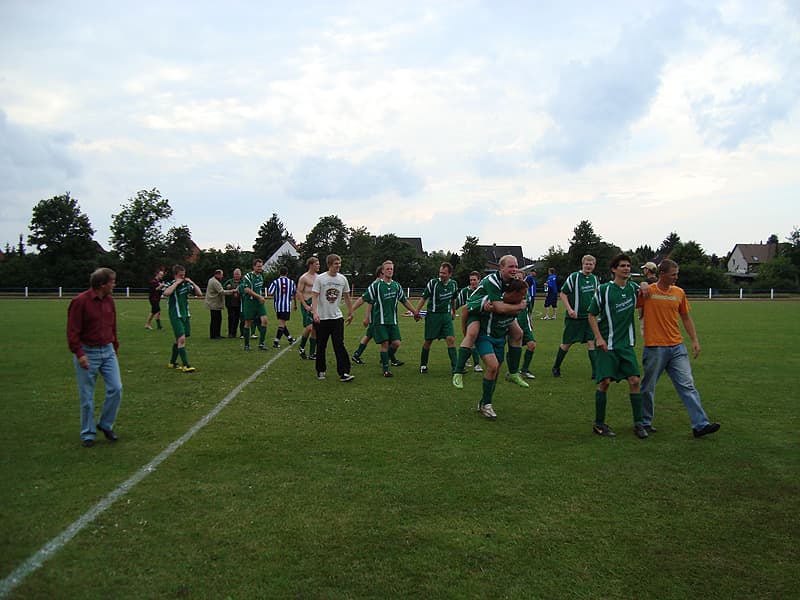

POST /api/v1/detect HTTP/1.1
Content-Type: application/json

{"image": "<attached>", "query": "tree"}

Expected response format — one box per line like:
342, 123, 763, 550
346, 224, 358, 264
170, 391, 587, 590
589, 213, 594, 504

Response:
163, 225, 195, 266
565, 220, 620, 277
371, 234, 425, 287
767, 233, 779, 245
345, 226, 374, 286
109, 188, 173, 284
302, 215, 349, 261
538, 245, 570, 288
671, 240, 708, 266
253, 213, 291, 261
455, 236, 485, 284
756, 256, 799, 291
658, 232, 681, 257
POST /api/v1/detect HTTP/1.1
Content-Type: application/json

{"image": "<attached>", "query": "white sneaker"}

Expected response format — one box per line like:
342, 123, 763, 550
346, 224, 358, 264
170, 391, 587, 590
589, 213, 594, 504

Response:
317, 372, 326, 380
473, 364, 483, 372
521, 370, 536, 379
339, 373, 355, 382
479, 404, 497, 419
420, 365, 428, 374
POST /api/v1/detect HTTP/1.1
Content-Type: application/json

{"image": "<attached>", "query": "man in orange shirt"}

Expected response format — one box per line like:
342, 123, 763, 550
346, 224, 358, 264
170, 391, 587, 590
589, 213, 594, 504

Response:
639, 259, 720, 438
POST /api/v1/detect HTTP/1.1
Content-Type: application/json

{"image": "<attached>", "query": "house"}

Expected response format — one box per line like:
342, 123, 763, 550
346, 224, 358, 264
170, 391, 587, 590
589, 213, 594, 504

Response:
727, 243, 777, 278
264, 240, 301, 270
478, 244, 534, 271
397, 237, 425, 255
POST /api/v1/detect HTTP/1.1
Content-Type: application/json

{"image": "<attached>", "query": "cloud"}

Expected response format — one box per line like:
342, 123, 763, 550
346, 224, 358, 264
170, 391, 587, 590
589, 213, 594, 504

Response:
286, 151, 423, 200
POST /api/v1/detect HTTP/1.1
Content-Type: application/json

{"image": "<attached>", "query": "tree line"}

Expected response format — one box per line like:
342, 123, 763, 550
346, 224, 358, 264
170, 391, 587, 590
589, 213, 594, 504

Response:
2, 190, 799, 291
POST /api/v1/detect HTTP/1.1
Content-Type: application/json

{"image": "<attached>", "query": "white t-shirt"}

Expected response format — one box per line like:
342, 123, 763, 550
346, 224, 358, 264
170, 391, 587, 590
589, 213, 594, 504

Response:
312, 272, 350, 320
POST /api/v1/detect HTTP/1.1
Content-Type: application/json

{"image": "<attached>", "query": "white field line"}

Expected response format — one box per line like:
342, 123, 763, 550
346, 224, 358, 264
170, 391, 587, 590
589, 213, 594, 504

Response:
0, 346, 292, 598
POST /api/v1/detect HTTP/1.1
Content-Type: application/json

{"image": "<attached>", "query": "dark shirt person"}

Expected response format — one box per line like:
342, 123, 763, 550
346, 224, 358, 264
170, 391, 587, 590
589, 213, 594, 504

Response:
67, 268, 123, 447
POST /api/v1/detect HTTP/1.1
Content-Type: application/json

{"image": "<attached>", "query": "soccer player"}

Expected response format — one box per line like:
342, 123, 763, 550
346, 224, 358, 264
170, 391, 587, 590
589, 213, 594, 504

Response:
415, 262, 458, 374
67, 268, 123, 447
524, 269, 537, 315
513, 271, 537, 380
350, 265, 384, 365
267, 266, 297, 348
638, 259, 721, 438
452, 255, 525, 389
162, 264, 203, 372
296, 257, 320, 359
470, 278, 528, 419
455, 271, 482, 372
552, 256, 600, 378
144, 268, 165, 330
240, 258, 269, 351
358, 260, 419, 377
587, 254, 647, 439
310, 254, 355, 382
542, 267, 558, 319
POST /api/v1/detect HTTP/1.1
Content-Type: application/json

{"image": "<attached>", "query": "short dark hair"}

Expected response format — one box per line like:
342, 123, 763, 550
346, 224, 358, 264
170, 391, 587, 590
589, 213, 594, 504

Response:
506, 279, 527, 294
610, 254, 632, 270
440, 262, 453, 273
279, 266, 288, 276
90, 267, 115, 289
469, 271, 481, 278
172, 264, 186, 276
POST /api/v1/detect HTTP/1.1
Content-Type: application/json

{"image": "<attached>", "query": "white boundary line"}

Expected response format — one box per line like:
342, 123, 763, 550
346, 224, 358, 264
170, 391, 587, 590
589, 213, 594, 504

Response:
0, 347, 291, 598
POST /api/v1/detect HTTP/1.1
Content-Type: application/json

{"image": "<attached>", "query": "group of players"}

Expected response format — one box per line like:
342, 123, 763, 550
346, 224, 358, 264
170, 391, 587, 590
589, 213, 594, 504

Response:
147, 251, 720, 440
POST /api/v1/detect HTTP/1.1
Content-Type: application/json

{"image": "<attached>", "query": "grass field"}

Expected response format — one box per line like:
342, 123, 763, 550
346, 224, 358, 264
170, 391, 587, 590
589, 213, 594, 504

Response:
1, 298, 798, 599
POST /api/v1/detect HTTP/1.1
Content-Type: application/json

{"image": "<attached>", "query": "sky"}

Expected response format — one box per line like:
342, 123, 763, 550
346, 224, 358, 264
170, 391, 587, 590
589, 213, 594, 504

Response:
1, 0, 798, 261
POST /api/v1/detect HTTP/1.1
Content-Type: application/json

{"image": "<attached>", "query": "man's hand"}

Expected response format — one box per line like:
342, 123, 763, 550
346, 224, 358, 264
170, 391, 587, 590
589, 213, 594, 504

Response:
78, 355, 90, 370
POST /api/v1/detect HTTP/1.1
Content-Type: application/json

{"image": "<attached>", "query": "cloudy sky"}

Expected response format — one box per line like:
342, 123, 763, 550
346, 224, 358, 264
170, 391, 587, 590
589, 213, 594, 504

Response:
1, 0, 798, 260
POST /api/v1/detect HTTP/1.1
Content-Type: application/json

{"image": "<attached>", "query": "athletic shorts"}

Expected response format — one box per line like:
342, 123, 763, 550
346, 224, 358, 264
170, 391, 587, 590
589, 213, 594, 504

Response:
594, 346, 640, 383
170, 316, 191, 338
562, 318, 595, 344
373, 324, 401, 345
301, 301, 314, 327
544, 292, 558, 308
275, 310, 291, 321
363, 323, 374, 339
149, 300, 161, 313
424, 312, 454, 340
242, 301, 267, 322
522, 327, 535, 345
476, 334, 505, 364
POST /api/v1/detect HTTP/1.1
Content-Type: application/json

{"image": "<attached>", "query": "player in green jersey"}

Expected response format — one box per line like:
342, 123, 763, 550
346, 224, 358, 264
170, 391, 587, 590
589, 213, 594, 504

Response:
359, 260, 420, 377
351, 265, 384, 365
552, 255, 600, 379
162, 264, 203, 372
415, 262, 458, 374
587, 254, 647, 439
455, 271, 483, 372
471, 278, 528, 419
240, 258, 268, 351
513, 271, 537, 379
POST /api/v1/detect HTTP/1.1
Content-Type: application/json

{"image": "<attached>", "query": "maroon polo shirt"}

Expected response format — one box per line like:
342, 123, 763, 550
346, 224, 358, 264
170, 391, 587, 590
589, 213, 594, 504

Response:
67, 288, 119, 359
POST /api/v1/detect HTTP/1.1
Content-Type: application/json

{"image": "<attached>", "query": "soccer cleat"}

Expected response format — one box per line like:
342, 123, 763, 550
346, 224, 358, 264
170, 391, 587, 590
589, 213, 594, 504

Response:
644, 424, 657, 433
251, 333, 258, 338
273, 341, 280, 349
552, 366, 561, 377
593, 423, 616, 438
693, 422, 721, 438
352, 354, 364, 365
258, 343, 268, 351
479, 404, 497, 419
167, 362, 181, 369
382, 370, 393, 378
521, 370, 536, 379
473, 364, 483, 373
309, 353, 317, 360
288, 337, 296, 344
181, 366, 196, 373
390, 359, 405, 367
317, 372, 326, 380
244, 345, 251, 351
452, 373, 463, 389
419, 365, 428, 374
634, 425, 649, 439
298, 347, 307, 360
144, 324, 153, 330
340, 373, 355, 382
505, 372, 530, 388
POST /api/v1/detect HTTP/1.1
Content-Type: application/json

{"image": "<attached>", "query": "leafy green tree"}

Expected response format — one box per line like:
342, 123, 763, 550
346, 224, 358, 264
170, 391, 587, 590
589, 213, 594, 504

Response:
163, 225, 195, 266
757, 256, 799, 291
371, 234, 425, 287
671, 240, 708, 266
346, 226, 374, 284
110, 188, 173, 285
455, 236, 485, 284
302, 215, 349, 261
658, 232, 681, 257
565, 220, 620, 278
253, 213, 292, 261
27, 192, 98, 285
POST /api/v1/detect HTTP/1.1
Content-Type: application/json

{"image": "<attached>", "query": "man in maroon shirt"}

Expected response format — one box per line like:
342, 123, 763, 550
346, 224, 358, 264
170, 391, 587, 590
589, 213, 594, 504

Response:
67, 268, 123, 447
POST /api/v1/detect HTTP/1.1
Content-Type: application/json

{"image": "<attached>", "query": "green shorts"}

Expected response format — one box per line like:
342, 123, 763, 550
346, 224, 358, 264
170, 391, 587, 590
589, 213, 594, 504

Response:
424, 312, 454, 340
363, 323, 375, 339
170, 316, 191, 338
476, 334, 505, 363
562, 318, 595, 345
242, 301, 267, 322
301, 302, 314, 327
594, 347, 640, 383
373, 323, 402, 344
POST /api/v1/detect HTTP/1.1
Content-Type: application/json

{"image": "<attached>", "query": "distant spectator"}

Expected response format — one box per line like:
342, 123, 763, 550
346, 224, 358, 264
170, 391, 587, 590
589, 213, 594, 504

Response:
145, 268, 165, 330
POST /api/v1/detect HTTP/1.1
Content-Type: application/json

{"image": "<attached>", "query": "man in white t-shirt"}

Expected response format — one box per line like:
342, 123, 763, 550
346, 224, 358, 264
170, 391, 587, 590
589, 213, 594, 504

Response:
311, 254, 355, 382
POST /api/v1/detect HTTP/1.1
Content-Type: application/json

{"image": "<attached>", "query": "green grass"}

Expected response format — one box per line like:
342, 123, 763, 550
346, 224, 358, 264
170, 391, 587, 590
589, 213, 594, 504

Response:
1, 299, 798, 599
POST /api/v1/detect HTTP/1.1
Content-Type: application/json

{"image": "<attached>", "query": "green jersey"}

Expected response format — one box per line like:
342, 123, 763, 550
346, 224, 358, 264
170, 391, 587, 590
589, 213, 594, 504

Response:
466, 271, 512, 314
455, 285, 473, 309
587, 280, 639, 350
363, 279, 407, 325
561, 270, 600, 319
421, 277, 458, 313
165, 280, 194, 319
240, 271, 264, 308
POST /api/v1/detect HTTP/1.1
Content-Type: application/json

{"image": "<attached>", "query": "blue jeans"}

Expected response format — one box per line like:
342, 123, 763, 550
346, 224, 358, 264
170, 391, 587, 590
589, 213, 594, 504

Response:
641, 344, 709, 430
73, 344, 123, 441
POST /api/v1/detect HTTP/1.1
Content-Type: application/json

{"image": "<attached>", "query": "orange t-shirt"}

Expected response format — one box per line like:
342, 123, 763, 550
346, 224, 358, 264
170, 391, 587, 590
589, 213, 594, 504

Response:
640, 283, 690, 347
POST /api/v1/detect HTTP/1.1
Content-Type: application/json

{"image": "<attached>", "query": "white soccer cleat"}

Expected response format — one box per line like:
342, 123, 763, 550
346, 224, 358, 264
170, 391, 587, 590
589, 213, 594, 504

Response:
479, 404, 497, 419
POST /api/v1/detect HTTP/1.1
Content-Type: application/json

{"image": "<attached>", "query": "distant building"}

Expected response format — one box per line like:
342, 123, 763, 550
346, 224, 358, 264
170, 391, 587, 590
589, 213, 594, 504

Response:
264, 240, 301, 270
726, 243, 777, 278
397, 237, 425, 255
478, 244, 534, 271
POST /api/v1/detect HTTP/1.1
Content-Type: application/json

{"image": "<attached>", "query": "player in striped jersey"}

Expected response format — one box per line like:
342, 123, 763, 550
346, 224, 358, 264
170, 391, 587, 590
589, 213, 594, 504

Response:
162, 264, 203, 372
240, 258, 268, 351
267, 266, 297, 348
587, 254, 646, 439
415, 262, 458, 373
552, 255, 600, 378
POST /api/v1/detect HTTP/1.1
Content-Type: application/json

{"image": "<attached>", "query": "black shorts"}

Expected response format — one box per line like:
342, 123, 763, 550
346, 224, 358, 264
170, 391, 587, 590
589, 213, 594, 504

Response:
149, 300, 161, 313
276, 311, 291, 321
